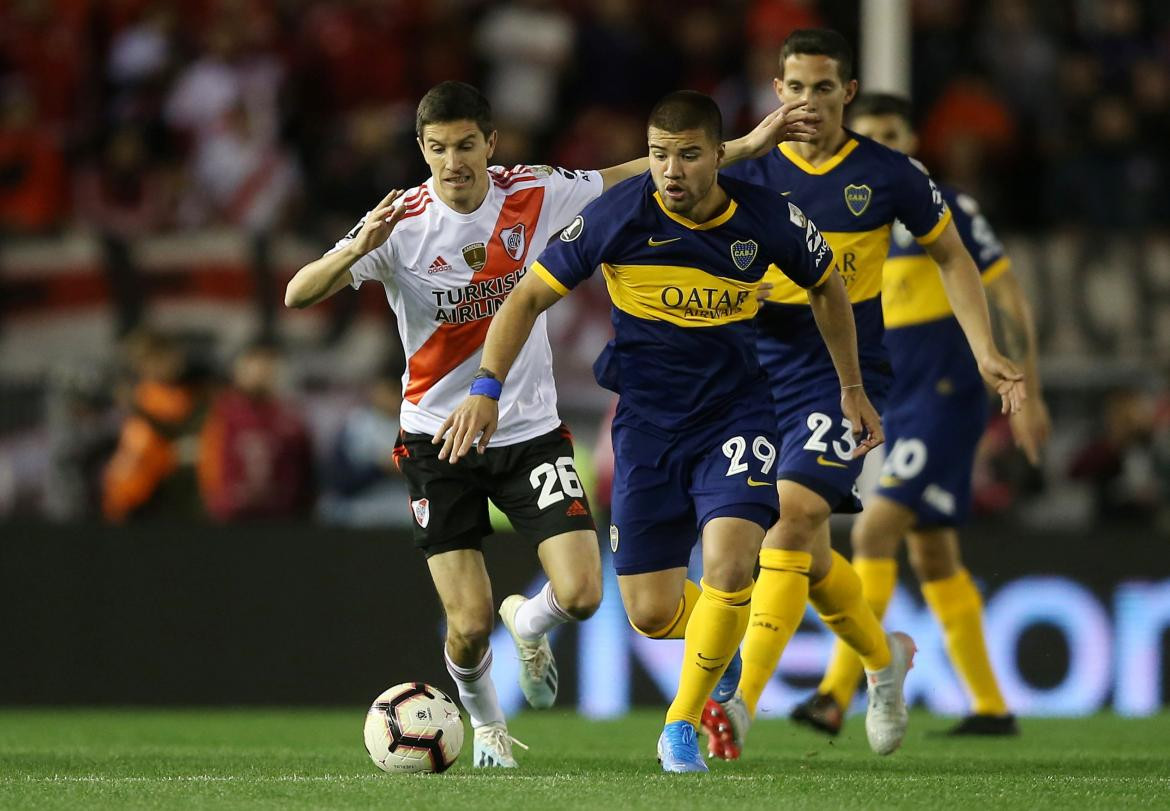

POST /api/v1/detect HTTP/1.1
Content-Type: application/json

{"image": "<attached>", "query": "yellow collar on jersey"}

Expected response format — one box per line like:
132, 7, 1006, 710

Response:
653, 191, 739, 230
779, 138, 860, 175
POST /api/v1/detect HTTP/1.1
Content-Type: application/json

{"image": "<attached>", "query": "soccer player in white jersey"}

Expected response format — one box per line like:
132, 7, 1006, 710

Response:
285, 81, 815, 767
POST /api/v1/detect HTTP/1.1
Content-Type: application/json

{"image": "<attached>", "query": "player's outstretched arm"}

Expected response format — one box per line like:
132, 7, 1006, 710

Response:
722, 99, 819, 165
925, 223, 1025, 414
433, 272, 564, 462
806, 271, 884, 457
987, 269, 1050, 464
284, 189, 407, 308
596, 101, 819, 190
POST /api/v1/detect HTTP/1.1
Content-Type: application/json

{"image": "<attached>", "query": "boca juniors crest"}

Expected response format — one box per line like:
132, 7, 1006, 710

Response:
844, 184, 872, 216
730, 239, 759, 271
499, 223, 527, 261
461, 241, 486, 271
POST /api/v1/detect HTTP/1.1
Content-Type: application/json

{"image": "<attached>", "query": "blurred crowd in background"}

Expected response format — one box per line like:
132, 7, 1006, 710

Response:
1, 0, 1169, 529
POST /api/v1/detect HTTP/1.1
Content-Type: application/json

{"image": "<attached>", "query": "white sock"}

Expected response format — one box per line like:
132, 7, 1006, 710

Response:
444, 647, 505, 728
513, 581, 574, 641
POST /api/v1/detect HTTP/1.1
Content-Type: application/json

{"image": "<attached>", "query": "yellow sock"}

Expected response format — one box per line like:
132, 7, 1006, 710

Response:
921, 569, 1008, 716
817, 557, 898, 708
630, 579, 701, 639
738, 549, 812, 717
665, 579, 753, 727
808, 550, 891, 672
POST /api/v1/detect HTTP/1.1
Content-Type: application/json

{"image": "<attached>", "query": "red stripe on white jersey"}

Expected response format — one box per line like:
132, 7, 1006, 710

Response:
403, 185, 547, 405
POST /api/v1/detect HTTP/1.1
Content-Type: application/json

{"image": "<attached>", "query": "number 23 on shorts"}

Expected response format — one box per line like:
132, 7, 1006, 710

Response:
722, 435, 777, 486
802, 411, 856, 465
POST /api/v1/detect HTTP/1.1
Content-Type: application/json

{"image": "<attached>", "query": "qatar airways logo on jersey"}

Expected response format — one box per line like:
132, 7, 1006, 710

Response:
660, 286, 752, 320
431, 267, 526, 324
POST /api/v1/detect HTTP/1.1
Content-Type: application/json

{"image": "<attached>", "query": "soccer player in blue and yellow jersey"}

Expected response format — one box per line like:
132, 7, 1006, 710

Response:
795, 93, 1050, 738
703, 29, 1027, 759
438, 90, 880, 772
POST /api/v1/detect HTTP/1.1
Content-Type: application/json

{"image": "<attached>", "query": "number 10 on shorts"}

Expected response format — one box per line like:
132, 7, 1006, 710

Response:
722, 435, 777, 478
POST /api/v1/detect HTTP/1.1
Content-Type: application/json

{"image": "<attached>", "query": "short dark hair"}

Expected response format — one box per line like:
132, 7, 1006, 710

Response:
415, 81, 494, 139
647, 90, 722, 143
780, 29, 855, 83
848, 93, 914, 127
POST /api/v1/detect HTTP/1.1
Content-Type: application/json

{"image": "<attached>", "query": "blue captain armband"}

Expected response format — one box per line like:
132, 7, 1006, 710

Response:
469, 369, 502, 400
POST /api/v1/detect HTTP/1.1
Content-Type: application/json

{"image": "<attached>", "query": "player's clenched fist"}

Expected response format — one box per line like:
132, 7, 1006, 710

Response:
433, 395, 499, 463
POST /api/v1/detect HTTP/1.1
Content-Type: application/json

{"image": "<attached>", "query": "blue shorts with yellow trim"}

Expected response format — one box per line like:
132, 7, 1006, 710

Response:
876, 319, 987, 527
768, 364, 891, 514
609, 397, 779, 576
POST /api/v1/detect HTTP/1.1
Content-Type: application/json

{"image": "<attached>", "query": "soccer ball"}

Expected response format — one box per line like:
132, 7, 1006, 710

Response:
363, 682, 464, 774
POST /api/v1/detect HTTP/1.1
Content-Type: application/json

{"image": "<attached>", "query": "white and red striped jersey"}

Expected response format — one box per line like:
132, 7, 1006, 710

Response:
329, 164, 603, 446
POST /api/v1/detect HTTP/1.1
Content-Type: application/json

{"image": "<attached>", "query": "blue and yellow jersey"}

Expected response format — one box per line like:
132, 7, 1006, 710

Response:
722, 131, 951, 384
530, 172, 833, 429
883, 183, 1011, 329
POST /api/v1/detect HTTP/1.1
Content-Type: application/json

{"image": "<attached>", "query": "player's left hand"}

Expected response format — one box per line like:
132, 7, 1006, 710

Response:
729, 100, 820, 163
1008, 396, 1051, 466
977, 351, 1026, 415
433, 396, 499, 463
841, 386, 884, 458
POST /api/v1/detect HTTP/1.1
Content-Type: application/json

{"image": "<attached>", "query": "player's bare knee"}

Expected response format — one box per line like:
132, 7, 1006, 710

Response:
553, 576, 602, 620
445, 607, 494, 652
907, 533, 958, 581
625, 599, 678, 636
702, 557, 755, 593
773, 505, 829, 548
851, 518, 898, 558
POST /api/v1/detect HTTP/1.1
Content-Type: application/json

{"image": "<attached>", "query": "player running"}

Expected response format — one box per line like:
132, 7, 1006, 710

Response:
702, 29, 1027, 759
437, 90, 879, 773
285, 81, 816, 768
791, 92, 1049, 737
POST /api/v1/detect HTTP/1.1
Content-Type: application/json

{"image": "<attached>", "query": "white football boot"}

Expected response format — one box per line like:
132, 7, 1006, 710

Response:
864, 631, 917, 755
472, 722, 527, 768
498, 594, 558, 709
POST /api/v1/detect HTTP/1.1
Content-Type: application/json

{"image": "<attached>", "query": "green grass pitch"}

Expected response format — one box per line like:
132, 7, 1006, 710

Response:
2, 709, 1168, 809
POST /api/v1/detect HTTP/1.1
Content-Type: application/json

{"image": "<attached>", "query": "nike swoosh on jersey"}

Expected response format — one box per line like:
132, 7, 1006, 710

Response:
746, 478, 772, 487
780, 191, 792, 196
647, 236, 682, 246
816, 455, 849, 469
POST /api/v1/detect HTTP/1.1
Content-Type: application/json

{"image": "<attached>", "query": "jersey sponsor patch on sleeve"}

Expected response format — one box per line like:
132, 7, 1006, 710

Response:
560, 215, 585, 242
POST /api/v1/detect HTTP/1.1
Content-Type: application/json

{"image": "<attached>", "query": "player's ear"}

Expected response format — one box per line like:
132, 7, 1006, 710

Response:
772, 76, 783, 101
843, 79, 859, 105
485, 130, 498, 160
908, 132, 920, 154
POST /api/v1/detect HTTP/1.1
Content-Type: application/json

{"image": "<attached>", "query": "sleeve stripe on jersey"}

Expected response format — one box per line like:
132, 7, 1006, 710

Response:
530, 261, 570, 296
810, 262, 834, 289
980, 256, 1012, 286
916, 206, 953, 246
495, 174, 537, 190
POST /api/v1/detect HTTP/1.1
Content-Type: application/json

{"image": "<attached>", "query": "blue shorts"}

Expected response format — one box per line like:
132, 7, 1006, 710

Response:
609, 399, 780, 576
769, 368, 891, 514
876, 319, 987, 527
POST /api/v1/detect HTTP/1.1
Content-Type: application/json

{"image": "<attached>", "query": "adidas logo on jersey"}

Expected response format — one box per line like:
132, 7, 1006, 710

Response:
566, 499, 588, 517
428, 256, 453, 274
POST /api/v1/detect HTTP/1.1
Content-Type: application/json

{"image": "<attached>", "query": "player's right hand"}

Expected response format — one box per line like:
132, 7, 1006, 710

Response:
977, 351, 1026, 415
347, 189, 409, 256
841, 387, 884, 458
433, 396, 500, 463
1009, 396, 1051, 466
737, 100, 820, 159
